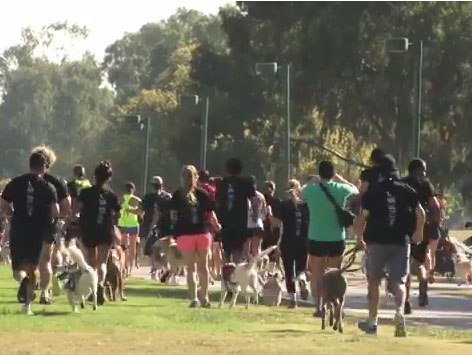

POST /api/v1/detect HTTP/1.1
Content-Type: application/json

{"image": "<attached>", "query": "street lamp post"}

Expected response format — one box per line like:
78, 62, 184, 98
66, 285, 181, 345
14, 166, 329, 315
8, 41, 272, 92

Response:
181, 95, 210, 170
387, 37, 424, 158
255, 62, 292, 183
127, 115, 151, 195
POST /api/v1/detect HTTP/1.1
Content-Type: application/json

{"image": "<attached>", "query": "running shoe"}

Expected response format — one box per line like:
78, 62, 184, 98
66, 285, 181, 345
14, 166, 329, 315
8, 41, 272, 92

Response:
358, 320, 378, 335
201, 299, 211, 308
189, 299, 200, 308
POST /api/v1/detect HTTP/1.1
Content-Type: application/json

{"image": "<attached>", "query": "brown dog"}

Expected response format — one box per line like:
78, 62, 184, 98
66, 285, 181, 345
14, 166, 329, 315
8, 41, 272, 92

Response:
319, 249, 358, 333
105, 246, 126, 301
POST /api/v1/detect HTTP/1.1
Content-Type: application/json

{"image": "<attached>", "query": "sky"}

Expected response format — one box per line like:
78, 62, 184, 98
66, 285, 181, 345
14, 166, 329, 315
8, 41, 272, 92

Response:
0, 0, 231, 60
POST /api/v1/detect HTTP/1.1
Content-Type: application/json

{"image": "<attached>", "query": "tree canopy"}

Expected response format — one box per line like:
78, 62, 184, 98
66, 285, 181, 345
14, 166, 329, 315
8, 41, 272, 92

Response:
1, 3, 472, 213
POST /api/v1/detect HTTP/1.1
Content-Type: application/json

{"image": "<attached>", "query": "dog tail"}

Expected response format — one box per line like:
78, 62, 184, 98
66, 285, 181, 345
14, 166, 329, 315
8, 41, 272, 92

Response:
68, 245, 92, 271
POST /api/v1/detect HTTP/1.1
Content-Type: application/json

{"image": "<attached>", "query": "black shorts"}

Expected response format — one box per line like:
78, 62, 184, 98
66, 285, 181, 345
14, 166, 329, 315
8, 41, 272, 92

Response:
221, 227, 247, 255
247, 227, 264, 239
10, 232, 43, 270
425, 223, 441, 241
411, 242, 427, 264
308, 240, 345, 258
80, 227, 113, 249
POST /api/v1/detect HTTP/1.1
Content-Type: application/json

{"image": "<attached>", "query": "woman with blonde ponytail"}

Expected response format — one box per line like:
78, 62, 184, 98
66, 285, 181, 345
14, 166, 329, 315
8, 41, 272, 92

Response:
170, 165, 220, 308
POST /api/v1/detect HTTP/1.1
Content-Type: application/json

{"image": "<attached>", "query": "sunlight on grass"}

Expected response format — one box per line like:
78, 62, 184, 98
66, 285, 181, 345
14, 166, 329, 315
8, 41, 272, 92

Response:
0, 267, 471, 354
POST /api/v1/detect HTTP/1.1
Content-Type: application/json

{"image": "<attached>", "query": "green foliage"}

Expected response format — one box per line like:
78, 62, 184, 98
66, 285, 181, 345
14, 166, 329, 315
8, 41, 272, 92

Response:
2, 3, 472, 202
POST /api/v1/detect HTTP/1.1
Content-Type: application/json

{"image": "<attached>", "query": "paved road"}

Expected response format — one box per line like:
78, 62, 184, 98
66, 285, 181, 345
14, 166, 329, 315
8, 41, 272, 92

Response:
131, 266, 472, 329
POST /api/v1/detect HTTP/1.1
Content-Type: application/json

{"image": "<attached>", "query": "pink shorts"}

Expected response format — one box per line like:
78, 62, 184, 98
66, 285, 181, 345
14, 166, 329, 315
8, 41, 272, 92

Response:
176, 233, 212, 253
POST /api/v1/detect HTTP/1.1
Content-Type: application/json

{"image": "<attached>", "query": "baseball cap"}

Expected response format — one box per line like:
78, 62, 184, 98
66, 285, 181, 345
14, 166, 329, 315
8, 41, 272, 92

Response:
286, 179, 301, 192
151, 176, 163, 185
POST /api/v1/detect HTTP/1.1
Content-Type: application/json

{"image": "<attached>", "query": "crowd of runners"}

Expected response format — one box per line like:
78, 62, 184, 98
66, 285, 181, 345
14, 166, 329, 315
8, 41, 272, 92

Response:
0, 144, 456, 337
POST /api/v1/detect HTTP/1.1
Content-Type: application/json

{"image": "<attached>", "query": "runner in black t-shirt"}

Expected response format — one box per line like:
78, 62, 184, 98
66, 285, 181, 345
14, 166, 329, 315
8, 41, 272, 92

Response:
355, 154, 425, 337
75, 161, 121, 305
402, 159, 441, 310
30, 146, 71, 304
0, 152, 59, 314
216, 158, 256, 262
262, 181, 282, 257
273, 179, 309, 308
170, 165, 219, 308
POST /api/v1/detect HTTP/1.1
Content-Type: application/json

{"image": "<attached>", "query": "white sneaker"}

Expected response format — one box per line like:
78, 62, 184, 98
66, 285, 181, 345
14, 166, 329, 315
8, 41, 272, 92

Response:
22, 304, 33, 316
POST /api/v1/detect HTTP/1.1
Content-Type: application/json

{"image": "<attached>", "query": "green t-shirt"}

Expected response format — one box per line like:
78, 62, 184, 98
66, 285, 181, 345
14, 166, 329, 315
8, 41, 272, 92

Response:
301, 181, 357, 242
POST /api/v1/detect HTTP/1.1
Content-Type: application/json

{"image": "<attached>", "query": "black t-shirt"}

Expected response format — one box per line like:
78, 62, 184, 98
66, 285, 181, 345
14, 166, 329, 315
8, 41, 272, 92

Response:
78, 185, 120, 235
360, 167, 400, 189
44, 173, 68, 202
276, 199, 309, 242
141, 190, 172, 233
1, 173, 57, 237
171, 188, 214, 237
362, 179, 419, 245
402, 176, 434, 209
216, 176, 256, 229
265, 194, 282, 218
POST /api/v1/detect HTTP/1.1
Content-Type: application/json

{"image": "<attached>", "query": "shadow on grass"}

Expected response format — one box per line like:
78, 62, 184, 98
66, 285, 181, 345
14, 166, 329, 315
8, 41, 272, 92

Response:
259, 329, 312, 335
36, 310, 71, 317
126, 286, 221, 303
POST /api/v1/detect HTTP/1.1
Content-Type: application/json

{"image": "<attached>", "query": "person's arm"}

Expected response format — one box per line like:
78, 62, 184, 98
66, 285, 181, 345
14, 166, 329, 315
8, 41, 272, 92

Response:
412, 203, 426, 244
354, 211, 367, 250
1, 181, 15, 217
111, 194, 121, 226
48, 185, 60, 220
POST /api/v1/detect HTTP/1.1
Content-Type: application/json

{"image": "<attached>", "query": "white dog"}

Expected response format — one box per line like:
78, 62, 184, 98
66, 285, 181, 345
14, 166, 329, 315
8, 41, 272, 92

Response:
58, 246, 98, 312
219, 245, 277, 309
453, 252, 472, 286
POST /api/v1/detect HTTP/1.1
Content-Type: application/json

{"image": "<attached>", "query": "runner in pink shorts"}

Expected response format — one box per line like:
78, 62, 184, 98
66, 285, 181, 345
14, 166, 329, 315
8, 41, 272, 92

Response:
170, 165, 220, 308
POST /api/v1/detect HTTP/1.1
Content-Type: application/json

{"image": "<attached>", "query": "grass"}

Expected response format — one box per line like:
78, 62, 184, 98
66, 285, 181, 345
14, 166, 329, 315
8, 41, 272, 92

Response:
0, 268, 471, 354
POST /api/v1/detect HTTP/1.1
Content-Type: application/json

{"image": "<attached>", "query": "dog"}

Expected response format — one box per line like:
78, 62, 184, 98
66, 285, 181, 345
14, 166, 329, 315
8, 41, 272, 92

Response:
155, 237, 185, 285
453, 252, 472, 286
261, 272, 283, 307
319, 249, 359, 333
105, 246, 126, 301
58, 245, 99, 312
219, 245, 277, 309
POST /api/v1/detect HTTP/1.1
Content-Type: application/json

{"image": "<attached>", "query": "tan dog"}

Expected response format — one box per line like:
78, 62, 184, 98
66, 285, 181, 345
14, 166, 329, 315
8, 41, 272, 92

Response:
262, 272, 283, 307
105, 246, 126, 301
155, 237, 185, 285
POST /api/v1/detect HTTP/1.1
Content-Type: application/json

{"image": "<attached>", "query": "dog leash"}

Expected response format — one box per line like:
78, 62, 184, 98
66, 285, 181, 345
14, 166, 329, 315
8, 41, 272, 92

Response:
340, 246, 361, 273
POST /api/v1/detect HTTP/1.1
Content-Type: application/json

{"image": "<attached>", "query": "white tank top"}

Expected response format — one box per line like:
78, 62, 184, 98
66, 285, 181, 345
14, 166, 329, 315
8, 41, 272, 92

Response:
247, 195, 264, 229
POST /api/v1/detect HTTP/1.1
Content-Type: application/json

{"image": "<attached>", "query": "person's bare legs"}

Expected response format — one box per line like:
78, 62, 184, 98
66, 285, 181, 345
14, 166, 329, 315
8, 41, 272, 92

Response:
212, 242, 222, 279
308, 255, 326, 315
182, 251, 198, 305
196, 247, 210, 305
250, 235, 263, 258
128, 233, 138, 276
39, 242, 54, 302
427, 239, 439, 282
367, 279, 381, 324
97, 244, 111, 287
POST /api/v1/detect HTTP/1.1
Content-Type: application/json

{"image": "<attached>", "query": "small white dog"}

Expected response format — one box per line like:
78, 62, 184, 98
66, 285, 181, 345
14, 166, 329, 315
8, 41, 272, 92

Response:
453, 252, 472, 286
219, 245, 277, 309
58, 246, 99, 312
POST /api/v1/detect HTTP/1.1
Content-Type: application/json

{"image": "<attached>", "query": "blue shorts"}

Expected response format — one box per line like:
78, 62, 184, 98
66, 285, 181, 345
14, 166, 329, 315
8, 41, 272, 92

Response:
119, 226, 139, 235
